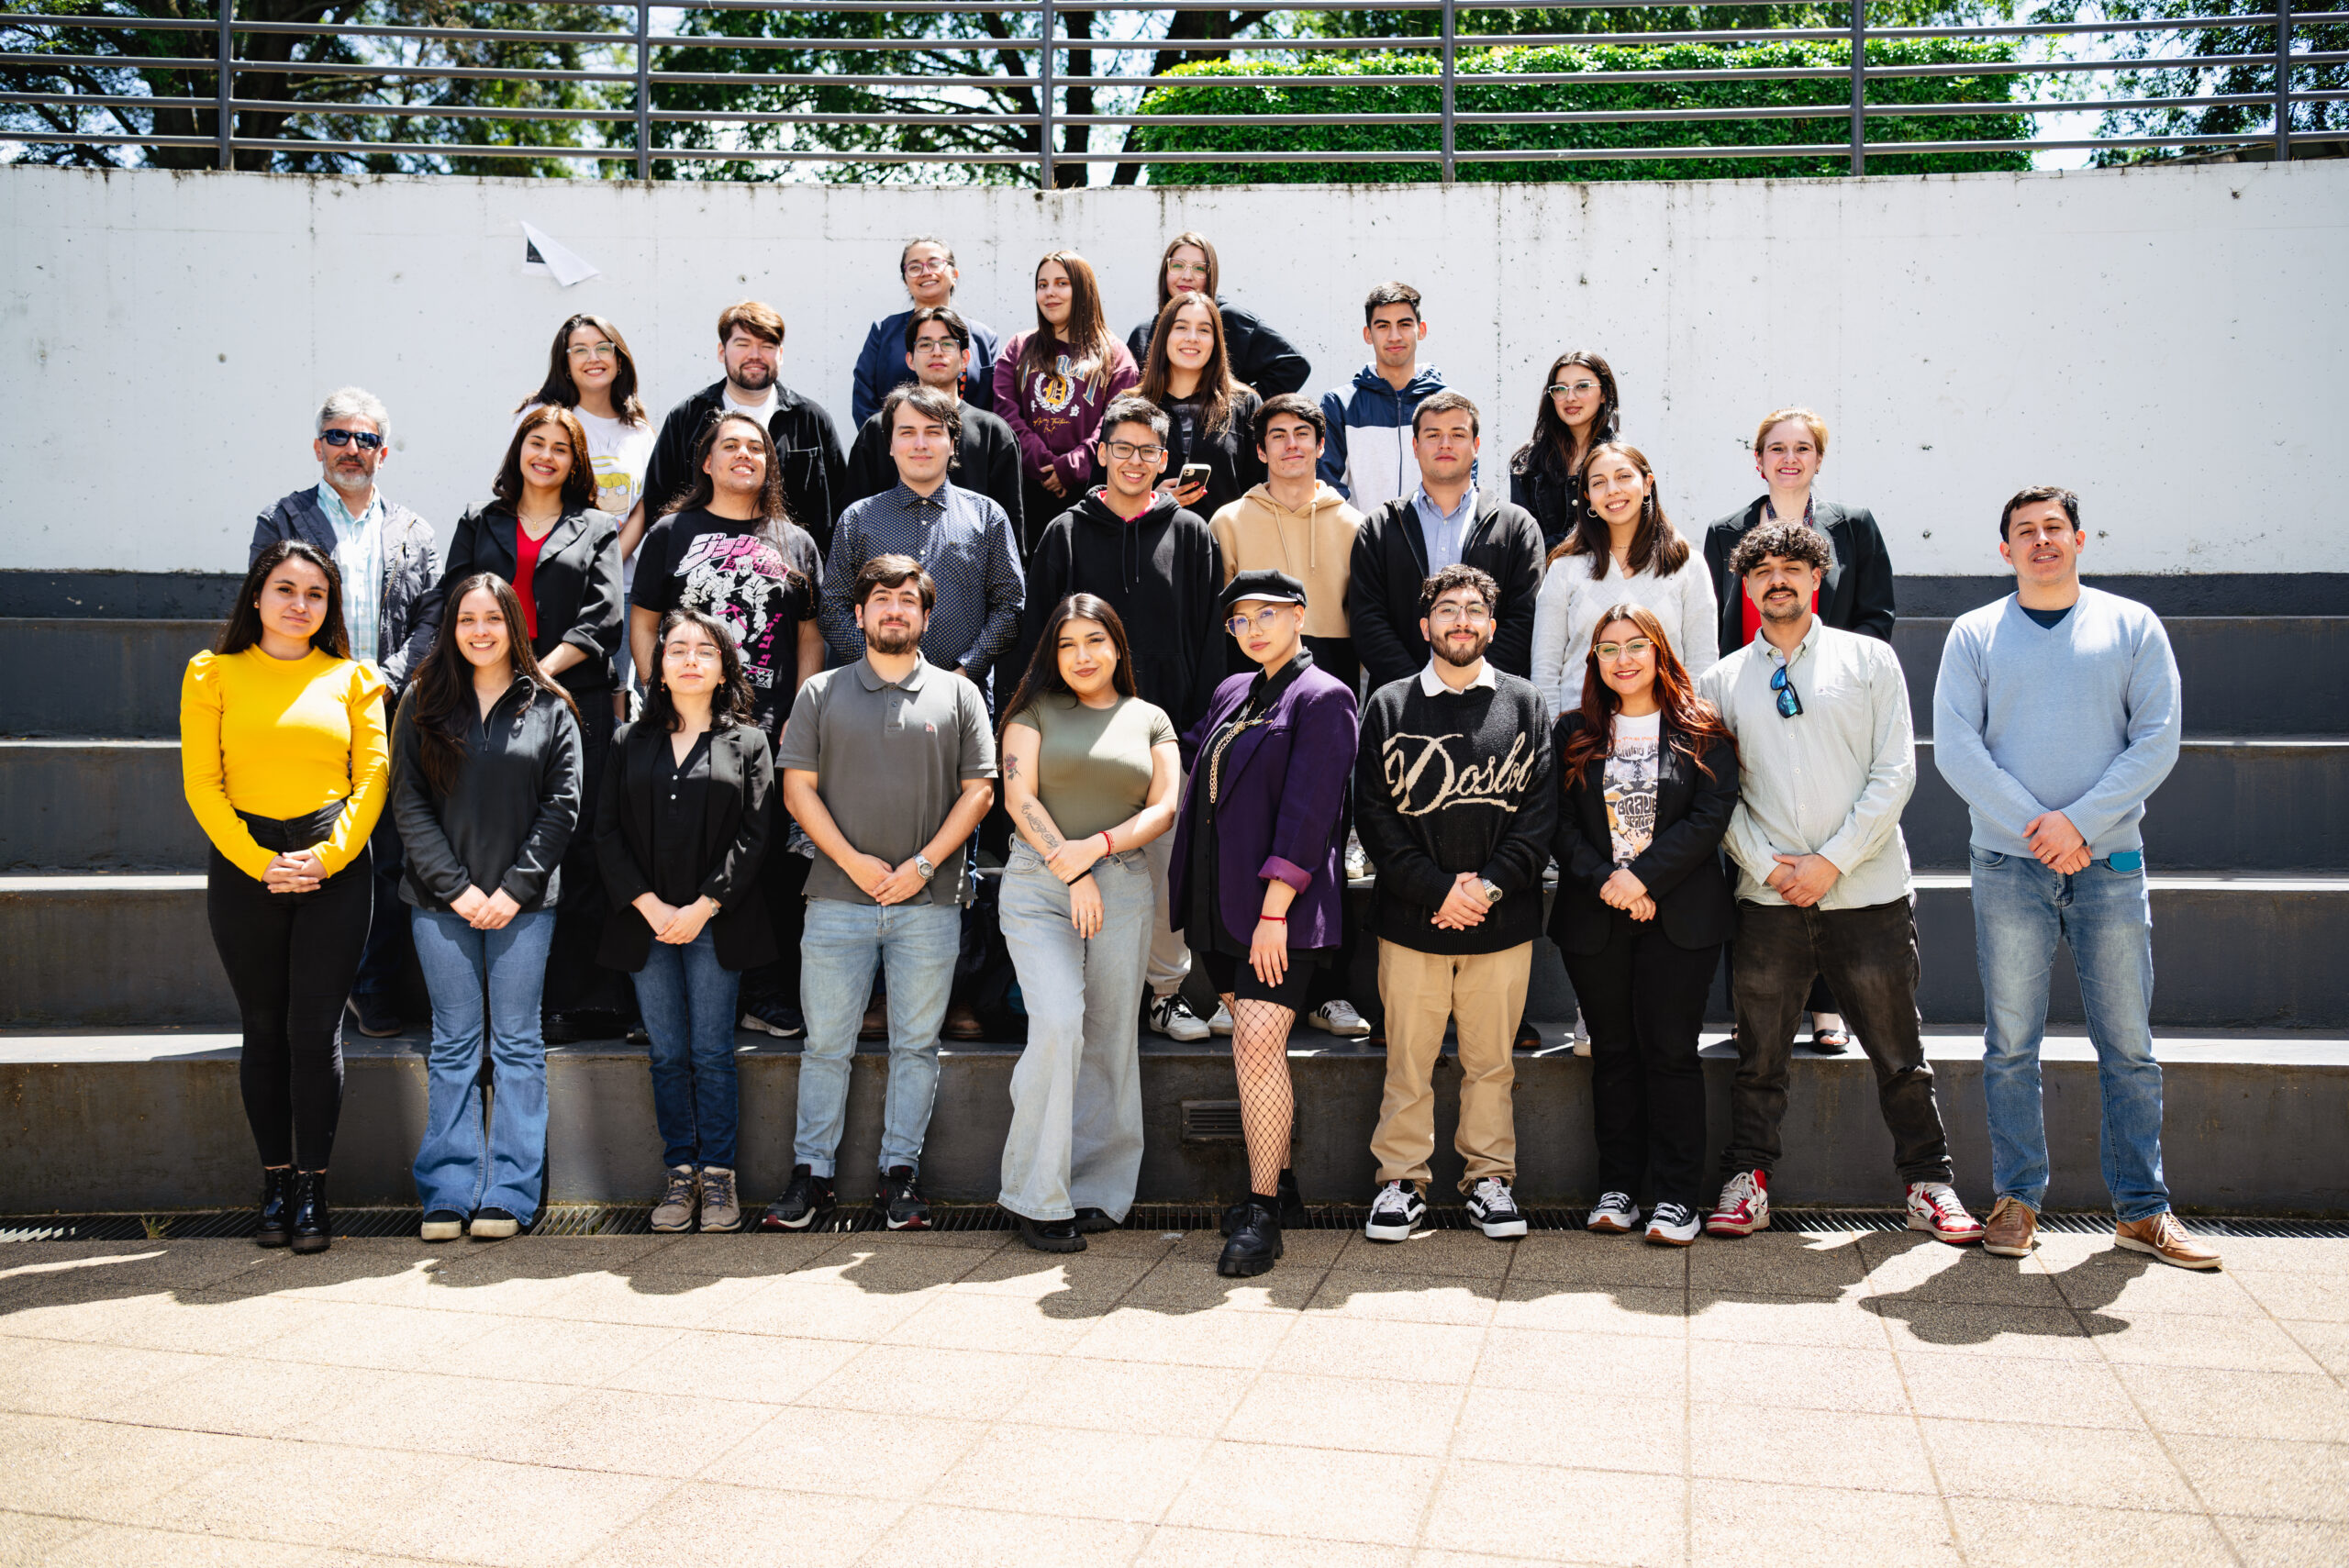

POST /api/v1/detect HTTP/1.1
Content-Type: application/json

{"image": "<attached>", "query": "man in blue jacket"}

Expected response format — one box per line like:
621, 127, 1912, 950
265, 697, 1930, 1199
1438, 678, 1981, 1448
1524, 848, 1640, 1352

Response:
1318, 282, 1453, 513
851, 236, 1001, 427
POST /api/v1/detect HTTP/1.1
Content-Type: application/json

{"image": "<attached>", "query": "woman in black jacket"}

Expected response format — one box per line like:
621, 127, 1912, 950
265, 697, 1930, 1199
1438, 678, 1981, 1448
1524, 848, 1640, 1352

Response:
1508, 350, 1620, 552
441, 404, 626, 1038
595, 607, 776, 1235
392, 573, 584, 1242
1122, 232, 1311, 398
1137, 293, 1265, 523
1550, 602, 1738, 1249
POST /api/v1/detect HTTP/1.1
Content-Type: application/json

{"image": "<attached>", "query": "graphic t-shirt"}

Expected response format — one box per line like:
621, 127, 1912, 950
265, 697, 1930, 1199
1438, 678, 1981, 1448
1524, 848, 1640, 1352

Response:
1602, 709, 1663, 866
630, 508, 820, 739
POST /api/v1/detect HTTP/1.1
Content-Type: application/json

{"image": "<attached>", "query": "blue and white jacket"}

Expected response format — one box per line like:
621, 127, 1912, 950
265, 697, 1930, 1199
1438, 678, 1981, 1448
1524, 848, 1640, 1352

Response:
1317, 363, 1453, 513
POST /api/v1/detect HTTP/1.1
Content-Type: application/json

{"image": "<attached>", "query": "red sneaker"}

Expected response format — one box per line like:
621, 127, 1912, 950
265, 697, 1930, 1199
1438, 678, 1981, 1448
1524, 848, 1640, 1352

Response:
1906, 1182, 1985, 1246
1706, 1169, 1769, 1237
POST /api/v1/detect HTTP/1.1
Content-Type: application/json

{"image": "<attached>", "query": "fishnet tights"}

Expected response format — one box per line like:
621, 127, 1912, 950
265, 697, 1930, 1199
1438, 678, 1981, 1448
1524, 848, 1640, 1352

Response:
1227, 996, 1297, 1196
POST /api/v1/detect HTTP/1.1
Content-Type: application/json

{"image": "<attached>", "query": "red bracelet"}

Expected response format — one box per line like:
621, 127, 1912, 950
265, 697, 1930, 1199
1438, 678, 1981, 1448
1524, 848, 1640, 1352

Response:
1259, 914, 1286, 922
1099, 831, 1114, 855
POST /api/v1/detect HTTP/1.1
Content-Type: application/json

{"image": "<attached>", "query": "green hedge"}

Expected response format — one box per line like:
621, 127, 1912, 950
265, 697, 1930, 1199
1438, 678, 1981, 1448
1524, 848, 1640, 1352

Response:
1130, 41, 2032, 183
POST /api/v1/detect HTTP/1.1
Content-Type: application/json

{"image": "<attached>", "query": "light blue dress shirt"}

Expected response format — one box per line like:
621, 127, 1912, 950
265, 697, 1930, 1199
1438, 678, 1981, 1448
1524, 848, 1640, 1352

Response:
316, 481, 386, 664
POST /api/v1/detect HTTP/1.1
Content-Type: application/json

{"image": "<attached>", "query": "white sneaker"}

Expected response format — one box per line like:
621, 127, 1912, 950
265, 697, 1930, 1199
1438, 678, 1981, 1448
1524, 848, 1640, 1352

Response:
1906, 1182, 1986, 1246
1644, 1201, 1700, 1247
1586, 1191, 1642, 1234
1571, 1009, 1592, 1058
1208, 1002, 1234, 1036
1465, 1177, 1528, 1240
1307, 1000, 1370, 1037
1148, 994, 1211, 1042
1364, 1179, 1424, 1242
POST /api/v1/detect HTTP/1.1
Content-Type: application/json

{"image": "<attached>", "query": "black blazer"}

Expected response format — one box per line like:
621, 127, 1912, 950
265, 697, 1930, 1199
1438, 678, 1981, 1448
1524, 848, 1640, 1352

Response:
440, 504, 624, 695
594, 719, 778, 973
1547, 711, 1740, 956
1348, 488, 1546, 693
1702, 497, 1896, 656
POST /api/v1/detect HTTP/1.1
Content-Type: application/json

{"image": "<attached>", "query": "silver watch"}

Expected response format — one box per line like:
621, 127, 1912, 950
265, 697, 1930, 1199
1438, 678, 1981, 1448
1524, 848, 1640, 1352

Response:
914, 854, 937, 882
1478, 878, 1504, 906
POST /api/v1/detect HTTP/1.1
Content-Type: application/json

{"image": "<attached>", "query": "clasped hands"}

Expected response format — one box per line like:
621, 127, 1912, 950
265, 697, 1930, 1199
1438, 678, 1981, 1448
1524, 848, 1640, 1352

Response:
2022, 810, 2092, 874
261, 850, 325, 895
847, 851, 935, 907
631, 890, 717, 945
1764, 852, 1841, 907
1598, 868, 1657, 923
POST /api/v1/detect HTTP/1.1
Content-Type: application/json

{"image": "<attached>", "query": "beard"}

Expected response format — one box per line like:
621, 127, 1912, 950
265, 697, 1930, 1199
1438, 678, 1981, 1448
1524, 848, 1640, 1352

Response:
1433, 631, 1490, 669
866, 622, 921, 656
729, 361, 774, 391
1757, 590, 1808, 623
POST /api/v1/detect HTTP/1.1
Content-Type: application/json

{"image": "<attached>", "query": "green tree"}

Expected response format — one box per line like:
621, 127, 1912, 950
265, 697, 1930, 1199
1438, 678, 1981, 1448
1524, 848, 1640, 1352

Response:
2028, 0, 2344, 161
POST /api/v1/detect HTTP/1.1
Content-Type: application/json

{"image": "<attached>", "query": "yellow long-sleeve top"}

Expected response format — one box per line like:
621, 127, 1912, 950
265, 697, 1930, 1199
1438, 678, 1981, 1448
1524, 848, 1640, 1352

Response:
180, 646, 390, 881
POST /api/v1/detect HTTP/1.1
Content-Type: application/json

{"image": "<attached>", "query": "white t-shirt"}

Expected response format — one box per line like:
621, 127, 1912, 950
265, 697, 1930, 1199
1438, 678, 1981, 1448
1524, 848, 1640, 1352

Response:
1530, 548, 1720, 714
1602, 709, 1664, 866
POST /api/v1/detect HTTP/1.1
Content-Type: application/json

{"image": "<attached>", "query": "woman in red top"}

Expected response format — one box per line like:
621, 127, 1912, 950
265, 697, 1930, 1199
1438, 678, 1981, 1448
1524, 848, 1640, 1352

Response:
440, 406, 626, 1036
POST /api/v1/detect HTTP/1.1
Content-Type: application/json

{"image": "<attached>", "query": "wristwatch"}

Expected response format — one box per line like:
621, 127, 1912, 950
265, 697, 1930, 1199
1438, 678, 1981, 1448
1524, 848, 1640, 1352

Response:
1478, 879, 1504, 906
914, 854, 936, 882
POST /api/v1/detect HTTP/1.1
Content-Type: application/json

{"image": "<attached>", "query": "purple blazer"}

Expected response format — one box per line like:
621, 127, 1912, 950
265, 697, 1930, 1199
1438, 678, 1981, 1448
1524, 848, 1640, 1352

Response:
1168, 659, 1360, 951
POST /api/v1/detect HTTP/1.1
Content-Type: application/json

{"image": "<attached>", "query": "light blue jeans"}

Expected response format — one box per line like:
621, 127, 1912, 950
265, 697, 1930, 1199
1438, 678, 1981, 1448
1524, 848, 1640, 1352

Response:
996, 847, 1152, 1223
796, 896, 962, 1177
410, 906, 555, 1224
1970, 848, 2170, 1221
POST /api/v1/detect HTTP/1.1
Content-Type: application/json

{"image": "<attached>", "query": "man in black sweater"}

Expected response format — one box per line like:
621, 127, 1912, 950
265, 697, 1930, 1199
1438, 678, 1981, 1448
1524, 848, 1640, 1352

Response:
840, 306, 1024, 539
1353, 564, 1556, 1243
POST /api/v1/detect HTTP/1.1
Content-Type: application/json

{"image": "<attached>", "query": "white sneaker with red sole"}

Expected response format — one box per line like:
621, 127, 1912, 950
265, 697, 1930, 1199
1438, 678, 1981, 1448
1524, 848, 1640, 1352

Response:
1906, 1181, 1986, 1245
1706, 1169, 1769, 1237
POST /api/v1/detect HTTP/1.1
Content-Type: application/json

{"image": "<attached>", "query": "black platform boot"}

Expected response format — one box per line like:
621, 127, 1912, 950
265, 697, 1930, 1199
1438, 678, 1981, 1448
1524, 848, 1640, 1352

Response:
1217, 1198, 1285, 1278
1222, 1169, 1306, 1237
255, 1167, 294, 1249
289, 1170, 332, 1254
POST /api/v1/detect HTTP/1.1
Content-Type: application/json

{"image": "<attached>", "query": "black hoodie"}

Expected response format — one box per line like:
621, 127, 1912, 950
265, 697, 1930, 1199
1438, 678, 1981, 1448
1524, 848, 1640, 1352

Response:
1016, 489, 1225, 738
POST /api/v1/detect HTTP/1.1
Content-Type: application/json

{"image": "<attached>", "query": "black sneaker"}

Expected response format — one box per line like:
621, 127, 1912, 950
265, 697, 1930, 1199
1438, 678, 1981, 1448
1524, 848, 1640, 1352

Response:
1072, 1207, 1119, 1234
1221, 1169, 1307, 1237
1218, 1198, 1284, 1277
1018, 1213, 1086, 1253
761, 1164, 833, 1231
739, 995, 805, 1039
345, 993, 402, 1039
1465, 1176, 1528, 1240
878, 1165, 931, 1230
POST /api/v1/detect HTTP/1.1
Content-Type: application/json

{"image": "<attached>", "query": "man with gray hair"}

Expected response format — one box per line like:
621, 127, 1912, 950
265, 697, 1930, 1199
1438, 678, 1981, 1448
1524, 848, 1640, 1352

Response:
250, 386, 443, 1039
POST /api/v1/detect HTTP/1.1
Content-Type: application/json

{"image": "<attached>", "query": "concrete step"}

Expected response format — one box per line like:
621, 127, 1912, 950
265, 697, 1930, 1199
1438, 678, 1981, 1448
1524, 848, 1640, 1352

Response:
1895, 617, 2348, 738
0, 740, 205, 871
3, 1027, 2341, 1214
0, 618, 216, 739
9, 871, 2349, 1031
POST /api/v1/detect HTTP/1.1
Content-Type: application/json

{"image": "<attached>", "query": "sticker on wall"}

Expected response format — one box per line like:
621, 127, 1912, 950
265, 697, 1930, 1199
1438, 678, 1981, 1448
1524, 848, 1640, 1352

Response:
518, 220, 599, 288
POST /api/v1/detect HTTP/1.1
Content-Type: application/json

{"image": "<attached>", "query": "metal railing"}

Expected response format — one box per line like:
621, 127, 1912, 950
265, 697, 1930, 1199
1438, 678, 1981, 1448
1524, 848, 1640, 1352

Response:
3, 0, 2343, 183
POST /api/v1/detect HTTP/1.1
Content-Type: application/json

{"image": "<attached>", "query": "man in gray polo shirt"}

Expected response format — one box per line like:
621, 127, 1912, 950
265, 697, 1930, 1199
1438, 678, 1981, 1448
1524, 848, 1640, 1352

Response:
764, 553, 997, 1233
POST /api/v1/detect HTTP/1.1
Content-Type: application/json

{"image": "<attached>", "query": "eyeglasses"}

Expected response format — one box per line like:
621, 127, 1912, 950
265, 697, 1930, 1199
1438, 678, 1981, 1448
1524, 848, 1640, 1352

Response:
1224, 606, 1294, 637
903, 259, 952, 276
566, 341, 618, 361
1593, 639, 1653, 660
1770, 663, 1803, 719
1546, 381, 1601, 398
911, 335, 965, 354
1167, 261, 1211, 279
319, 428, 384, 450
1101, 440, 1165, 462
1428, 604, 1492, 626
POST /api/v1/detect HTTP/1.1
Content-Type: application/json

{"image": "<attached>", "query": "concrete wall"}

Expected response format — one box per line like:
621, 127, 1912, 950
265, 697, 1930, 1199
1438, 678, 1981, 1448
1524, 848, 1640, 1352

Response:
4, 161, 2345, 577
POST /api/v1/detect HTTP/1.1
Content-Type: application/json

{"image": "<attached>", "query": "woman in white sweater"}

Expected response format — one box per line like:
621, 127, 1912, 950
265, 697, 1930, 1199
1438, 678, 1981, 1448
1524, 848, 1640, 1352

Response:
1531, 442, 1718, 714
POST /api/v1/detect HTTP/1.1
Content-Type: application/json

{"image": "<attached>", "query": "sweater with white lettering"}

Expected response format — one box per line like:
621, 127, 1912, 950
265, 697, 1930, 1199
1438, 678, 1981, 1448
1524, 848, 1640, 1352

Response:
1354, 667, 1557, 955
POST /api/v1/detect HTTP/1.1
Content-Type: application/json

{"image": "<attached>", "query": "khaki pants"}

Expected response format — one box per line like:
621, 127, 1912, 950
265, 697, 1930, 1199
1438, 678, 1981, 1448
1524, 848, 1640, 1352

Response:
1372, 940, 1531, 1191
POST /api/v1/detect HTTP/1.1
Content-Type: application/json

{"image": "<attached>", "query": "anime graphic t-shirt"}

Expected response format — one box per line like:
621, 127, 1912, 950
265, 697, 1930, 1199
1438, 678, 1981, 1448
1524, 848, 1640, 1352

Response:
630, 507, 820, 738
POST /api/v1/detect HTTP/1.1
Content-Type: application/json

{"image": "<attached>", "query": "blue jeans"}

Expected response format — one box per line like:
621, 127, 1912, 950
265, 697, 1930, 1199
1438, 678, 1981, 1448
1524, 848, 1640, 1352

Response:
410, 907, 555, 1223
796, 896, 962, 1177
630, 928, 742, 1170
996, 848, 1152, 1222
1970, 848, 2170, 1221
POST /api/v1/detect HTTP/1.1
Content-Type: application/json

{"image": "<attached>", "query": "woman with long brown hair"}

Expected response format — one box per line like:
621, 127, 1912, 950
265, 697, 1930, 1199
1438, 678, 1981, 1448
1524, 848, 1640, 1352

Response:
1137, 293, 1265, 521
514, 312, 657, 577
995, 595, 1181, 1252
1122, 230, 1312, 397
1549, 603, 1738, 1247
992, 250, 1140, 556
1509, 350, 1620, 551
392, 573, 584, 1240
181, 539, 388, 1253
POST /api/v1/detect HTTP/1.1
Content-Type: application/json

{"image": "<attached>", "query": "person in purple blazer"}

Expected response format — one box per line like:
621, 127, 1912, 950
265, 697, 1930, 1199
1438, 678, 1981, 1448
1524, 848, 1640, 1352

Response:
1169, 569, 1360, 1280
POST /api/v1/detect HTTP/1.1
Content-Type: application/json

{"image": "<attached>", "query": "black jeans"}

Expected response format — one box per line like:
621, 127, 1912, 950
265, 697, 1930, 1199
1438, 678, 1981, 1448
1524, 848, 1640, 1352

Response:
545, 694, 625, 1015
1726, 897, 1953, 1184
206, 844, 373, 1169
1561, 914, 1719, 1210
742, 846, 811, 1010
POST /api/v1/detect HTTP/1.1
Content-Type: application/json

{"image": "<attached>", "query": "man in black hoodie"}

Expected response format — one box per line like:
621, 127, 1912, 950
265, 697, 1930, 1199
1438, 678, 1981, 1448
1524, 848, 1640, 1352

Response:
1020, 394, 1226, 1042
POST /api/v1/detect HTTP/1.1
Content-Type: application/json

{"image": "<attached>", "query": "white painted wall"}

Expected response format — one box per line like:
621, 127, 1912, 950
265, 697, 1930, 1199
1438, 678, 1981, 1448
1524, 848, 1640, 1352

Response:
3, 161, 2343, 576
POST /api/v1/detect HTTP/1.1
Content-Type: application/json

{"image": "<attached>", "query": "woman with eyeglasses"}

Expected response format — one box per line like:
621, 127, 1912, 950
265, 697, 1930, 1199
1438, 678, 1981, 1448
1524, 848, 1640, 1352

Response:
995, 595, 1182, 1253
1168, 570, 1359, 1277
182, 539, 389, 1254
1136, 292, 1265, 522
995, 250, 1140, 558
1509, 351, 1620, 552
1551, 604, 1738, 1247
392, 573, 583, 1242
515, 315, 657, 593
1122, 231, 1312, 399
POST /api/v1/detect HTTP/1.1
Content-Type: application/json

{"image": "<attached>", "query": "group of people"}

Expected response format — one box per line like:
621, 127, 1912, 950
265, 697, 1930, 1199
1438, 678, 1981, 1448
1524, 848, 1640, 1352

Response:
177, 229, 2221, 1277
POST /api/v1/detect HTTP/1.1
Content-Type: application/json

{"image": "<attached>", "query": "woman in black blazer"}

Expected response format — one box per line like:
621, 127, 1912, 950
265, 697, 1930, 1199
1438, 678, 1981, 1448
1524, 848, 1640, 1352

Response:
1549, 602, 1739, 1249
443, 405, 626, 1036
595, 607, 775, 1235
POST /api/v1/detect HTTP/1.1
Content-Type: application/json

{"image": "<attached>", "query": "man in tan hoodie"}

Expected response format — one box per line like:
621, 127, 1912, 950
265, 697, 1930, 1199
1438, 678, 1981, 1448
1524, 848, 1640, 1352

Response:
1209, 393, 1375, 1041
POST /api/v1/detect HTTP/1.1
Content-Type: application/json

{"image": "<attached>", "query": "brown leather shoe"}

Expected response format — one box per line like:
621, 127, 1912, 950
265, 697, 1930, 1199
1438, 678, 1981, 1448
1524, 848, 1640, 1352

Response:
943, 1001, 985, 1040
2114, 1211, 2222, 1271
1982, 1195, 2038, 1258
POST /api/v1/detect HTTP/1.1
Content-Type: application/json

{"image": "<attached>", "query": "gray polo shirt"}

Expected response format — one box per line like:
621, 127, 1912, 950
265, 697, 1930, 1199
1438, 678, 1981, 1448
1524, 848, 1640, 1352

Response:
777, 653, 996, 906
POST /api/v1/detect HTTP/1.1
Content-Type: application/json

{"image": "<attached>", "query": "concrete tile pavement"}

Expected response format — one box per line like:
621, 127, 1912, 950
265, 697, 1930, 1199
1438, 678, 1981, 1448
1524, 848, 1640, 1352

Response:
0, 1225, 2342, 1565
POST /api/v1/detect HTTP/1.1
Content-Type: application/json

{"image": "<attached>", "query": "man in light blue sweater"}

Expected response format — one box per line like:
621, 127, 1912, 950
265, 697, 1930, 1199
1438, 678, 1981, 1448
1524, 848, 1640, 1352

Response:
1933, 484, 2219, 1271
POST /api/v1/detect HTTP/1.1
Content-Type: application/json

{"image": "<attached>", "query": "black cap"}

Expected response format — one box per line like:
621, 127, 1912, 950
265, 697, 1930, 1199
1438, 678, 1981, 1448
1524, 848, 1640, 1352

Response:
1220, 568, 1308, 615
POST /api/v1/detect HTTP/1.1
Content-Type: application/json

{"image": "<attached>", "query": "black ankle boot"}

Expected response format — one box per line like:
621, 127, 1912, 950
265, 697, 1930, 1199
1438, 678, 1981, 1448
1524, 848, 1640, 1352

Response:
1221, 1169, 1307, 1237
255, 1167, 294, 1249
1217, 1199, 1284, 1278
289, 1170, 331, 1254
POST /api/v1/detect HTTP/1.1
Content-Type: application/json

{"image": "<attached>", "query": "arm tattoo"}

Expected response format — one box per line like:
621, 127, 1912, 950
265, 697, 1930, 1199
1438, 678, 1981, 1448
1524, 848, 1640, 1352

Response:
1003, 755, 1021, 781
1019, 800, 1063, 852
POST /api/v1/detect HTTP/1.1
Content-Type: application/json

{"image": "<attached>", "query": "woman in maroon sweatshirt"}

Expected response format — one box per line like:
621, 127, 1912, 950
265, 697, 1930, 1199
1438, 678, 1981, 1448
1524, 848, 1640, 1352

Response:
993, 250, 1139, 561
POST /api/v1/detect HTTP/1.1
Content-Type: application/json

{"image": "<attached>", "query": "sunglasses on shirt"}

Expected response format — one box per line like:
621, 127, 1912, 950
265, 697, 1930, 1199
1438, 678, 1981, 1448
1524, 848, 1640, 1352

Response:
1771, 663, 1803, 718
319, 429, 384, 450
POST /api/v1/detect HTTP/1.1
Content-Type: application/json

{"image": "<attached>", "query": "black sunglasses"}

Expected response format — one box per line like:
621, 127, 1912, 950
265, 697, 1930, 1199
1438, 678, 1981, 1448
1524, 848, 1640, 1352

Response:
1770, 663, 1802, 718
320, 428, 384, 450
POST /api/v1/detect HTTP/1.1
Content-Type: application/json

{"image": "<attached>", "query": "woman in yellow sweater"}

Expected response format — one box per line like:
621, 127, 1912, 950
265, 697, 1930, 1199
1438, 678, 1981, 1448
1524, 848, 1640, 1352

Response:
182, 539, 389, 1254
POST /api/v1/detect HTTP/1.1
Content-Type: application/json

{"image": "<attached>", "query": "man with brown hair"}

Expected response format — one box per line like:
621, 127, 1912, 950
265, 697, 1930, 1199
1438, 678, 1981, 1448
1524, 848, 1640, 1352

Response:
645, 299, 848, 553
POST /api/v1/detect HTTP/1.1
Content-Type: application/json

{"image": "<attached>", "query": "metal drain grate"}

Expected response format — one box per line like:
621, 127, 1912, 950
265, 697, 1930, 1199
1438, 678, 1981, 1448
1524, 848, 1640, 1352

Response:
7, 1206, 2349, 1242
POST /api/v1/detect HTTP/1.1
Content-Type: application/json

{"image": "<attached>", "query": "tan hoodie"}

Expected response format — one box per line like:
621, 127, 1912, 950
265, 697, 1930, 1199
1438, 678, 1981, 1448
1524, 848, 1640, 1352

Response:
1208, 481, 1363, 639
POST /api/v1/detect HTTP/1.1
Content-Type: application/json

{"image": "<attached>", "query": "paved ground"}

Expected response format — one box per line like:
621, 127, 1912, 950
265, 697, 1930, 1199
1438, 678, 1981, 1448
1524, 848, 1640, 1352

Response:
0, 1224, 2343, 1567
